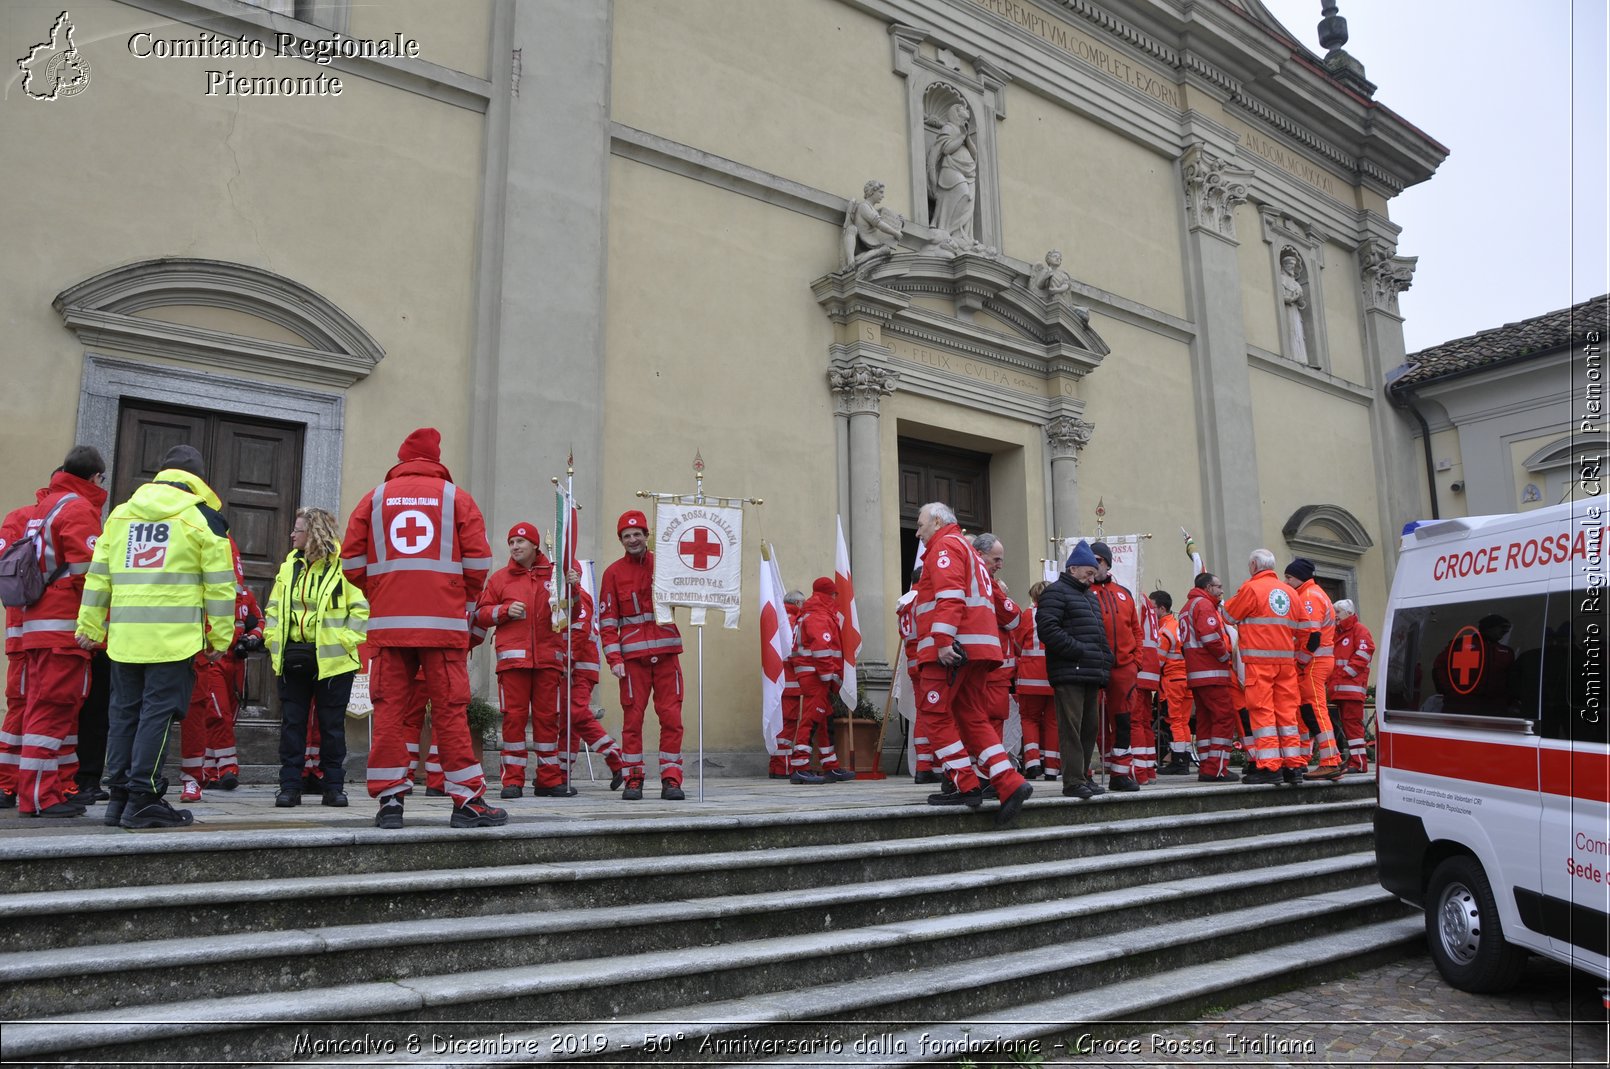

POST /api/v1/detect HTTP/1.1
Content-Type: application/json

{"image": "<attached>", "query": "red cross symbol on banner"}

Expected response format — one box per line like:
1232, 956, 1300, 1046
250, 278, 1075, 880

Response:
678, 525, 723, 571
1446, 626, 1484, 695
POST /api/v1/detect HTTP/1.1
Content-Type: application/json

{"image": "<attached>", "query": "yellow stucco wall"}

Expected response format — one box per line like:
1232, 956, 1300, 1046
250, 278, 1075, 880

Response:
347, 0, 492, 81
611, 0, 910, 205
997, 90, 1186, 318
1, 0, 483, 523
1321, 241, 1367, 384
1239, 203, 1281, 354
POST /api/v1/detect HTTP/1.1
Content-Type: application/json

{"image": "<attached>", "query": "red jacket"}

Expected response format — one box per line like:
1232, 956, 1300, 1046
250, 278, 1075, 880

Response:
986, 581, 1026, 683
342, 459, 491, 649
597, 551, 681, 667
0, 499, 38, 654
1330, 615, 1375, 701
1135, 591, 1161, 690
1092, 576, 1143, 669
1014, 605, 1051, 695
567, 587, 603, 681
795, 590, 843, 687
473, 555, 568, 673
913, 523, 1001, 666
1179, 586, 1233, 687
18, 472, 107, 650
782, 600, 803, 695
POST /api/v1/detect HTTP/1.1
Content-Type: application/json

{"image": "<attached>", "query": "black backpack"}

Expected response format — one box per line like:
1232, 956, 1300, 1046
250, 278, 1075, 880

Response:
0, 494, 80, 609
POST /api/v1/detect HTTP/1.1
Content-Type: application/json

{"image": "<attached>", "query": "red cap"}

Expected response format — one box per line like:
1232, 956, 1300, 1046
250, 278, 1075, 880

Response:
397, 427, 442, 463
617, 510, 648, 538
813, 576, 837, 596
507, 522, 540, 544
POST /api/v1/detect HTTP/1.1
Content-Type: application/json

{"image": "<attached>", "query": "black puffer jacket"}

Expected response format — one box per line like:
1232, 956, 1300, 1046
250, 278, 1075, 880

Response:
1035, 571, 1113, 686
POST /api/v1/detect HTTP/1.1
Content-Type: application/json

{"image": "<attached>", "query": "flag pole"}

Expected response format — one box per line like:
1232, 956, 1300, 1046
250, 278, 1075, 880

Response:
693, 452, 706, 802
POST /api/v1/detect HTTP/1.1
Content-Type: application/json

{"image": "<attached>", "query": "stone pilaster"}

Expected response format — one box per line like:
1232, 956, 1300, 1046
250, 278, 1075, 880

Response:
828, 360, 898, 689
1358, 234, 1422, 568
1181, 143, 1253, 241
1045, 415, 1093, 540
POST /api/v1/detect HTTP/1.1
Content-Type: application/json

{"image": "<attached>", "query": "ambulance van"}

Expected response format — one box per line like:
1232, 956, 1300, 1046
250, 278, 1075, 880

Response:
1375, 495, 1607, 999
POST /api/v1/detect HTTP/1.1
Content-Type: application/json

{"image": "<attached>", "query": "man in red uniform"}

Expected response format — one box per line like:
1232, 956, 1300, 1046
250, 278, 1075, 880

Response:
1089, 542, 1142, 793
1151, 590, 1194, 775
789, 577, 855, 784
342, 427, 504, 829
598, 510, 685, 801
474, 521, 576, 799
1224, 549, 1305, 785
1329, 598, 1374, 773
10, 447, 108, 817
1284, 558, 1343, 779
1179, 573, 1238, 782
1131, 589, 1162, 784
912, 502, 1032, 825
770, 590, 806, 778
1015, 581, 1058, 780
0, 499, 39, 809
971, 534, 1026, 747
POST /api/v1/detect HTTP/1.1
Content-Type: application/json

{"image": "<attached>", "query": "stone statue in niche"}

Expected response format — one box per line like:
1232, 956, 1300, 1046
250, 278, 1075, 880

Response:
1030, 250, 1073, 299
925, 86, 978, 244
1280, 249, 1310, 363
840, 179, 905, 273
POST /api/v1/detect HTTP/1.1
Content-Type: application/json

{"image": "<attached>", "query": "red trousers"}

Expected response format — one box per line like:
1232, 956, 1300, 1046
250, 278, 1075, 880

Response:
366, 647, 485, 803
617, 656, 684, 785
557, 674, 623, 776
909, 663, 938, 774
791, 676, 841, 771
1243, 660, 1303, 770
1336, 699, 1368, 770
1129, 686, 1157, 783
1100, 664, 1137, 777
1191, 684, 1239, 777
1017, 692, 1060, 774
0, 655, 26, 795
17, 649, 89, 813
771, 693, 801, 775
180, 660, 229, 786
916, 661, 1026, 798
497, 667, 564, 789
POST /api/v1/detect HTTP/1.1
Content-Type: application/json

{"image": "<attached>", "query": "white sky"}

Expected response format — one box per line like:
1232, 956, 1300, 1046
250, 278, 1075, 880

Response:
1258, 0, 1608, 353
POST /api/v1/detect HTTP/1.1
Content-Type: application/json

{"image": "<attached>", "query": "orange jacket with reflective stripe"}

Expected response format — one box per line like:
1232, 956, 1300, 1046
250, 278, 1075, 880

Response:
1224, 570, 1302, 662
1291, 578, 1335, 667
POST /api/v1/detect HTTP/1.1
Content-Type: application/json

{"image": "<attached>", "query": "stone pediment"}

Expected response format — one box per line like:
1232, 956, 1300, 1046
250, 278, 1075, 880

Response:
812, 253, 1109, 384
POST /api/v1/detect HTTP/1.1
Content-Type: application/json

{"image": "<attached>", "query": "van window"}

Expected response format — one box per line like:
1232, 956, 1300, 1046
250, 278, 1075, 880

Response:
1385, 594, 1547, 721
1535, 587, 1608, 746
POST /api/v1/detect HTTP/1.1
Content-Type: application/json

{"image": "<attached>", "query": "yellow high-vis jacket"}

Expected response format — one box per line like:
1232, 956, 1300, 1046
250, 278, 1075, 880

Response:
77, 469, 237, 664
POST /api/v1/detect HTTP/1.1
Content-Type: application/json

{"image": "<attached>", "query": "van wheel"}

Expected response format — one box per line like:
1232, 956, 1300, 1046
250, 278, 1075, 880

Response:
1425, 855, 1527, 993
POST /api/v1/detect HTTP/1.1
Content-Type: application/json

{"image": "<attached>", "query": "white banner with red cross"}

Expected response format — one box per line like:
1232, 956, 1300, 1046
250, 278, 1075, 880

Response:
652, 500, 744, 628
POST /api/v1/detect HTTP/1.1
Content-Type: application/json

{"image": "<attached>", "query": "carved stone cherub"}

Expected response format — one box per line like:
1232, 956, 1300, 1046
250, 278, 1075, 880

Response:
1030, 249, 1074, 299
840, 179, 905, 273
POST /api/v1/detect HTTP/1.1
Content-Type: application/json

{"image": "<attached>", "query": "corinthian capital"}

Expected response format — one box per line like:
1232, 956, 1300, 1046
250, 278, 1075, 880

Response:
1045, 416, 1094, 461
1358, 237, 1417, 313
829, 361, 899, 416
1181, 144, 1252, 241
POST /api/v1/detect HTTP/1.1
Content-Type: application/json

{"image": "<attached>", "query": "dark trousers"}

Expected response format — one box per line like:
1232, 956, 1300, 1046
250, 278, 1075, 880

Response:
76, 652, 110, 789
1052, 682, 1100, 782
105, 658, 196, 798
278, 667, 353, 792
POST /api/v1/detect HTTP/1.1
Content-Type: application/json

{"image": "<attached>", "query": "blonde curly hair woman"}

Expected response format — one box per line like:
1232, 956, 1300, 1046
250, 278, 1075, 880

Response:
265, 506, 369, 807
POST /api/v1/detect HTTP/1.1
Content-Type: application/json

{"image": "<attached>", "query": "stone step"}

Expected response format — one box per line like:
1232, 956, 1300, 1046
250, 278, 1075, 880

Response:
0, 798, 1373, 953
0, 822, 1374, 1019
0, 780, 1378, 894
9, 855, 1398, 1064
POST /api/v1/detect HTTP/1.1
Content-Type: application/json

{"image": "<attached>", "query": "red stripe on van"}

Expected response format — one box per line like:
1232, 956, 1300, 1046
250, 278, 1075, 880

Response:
1383, 730, 1610, 802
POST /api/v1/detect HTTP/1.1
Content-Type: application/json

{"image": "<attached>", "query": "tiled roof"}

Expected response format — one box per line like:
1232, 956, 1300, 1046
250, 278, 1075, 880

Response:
1393, 295, 1607, 390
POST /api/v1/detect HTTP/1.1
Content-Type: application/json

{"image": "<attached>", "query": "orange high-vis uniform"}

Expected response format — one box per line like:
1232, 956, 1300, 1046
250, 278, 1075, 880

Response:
1224, 570, 1304, 771
1290, 578, 1340, 768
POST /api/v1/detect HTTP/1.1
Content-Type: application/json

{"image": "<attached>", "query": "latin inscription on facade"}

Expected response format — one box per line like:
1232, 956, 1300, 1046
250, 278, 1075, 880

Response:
891, 337, 1041, 395
969, 0, 1183, 111
1224, 116, 1343, 199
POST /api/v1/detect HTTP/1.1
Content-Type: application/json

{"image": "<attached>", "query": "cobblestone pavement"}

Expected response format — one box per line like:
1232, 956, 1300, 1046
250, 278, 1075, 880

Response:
1075, 952, 1607, 1068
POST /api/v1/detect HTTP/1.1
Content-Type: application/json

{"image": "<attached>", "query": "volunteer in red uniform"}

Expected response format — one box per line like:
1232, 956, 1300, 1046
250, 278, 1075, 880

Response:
897, 563, 947, 784
1224, 549, 1305, 785
912, 502, 1032, 825
789, 577, 854, 784
208, 557, 262, 787
1132, 590, 1162, 784
1285, 557, 1343, 779
1329, 598, 1375, 773
474, 522, 574, 799
1180, 573, 1238, 782
1151, 591, 1194, 775
1016, 581, 1059, 781
1089, 542, 1142, 793
971, 534, 1025, 744
598, 510, 685, 801
770, 590, 806, 778
8, 448, 107, 817
342, 427, 504, 829
0, 499, 40, 809
556, 580, 626, 790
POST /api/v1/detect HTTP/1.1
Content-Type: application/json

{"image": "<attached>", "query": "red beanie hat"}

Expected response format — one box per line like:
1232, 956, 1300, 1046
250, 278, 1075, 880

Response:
813, 576, 837, 596
397, 427, 442, 463
507, 522, 540, 544
617, 510, 648, 538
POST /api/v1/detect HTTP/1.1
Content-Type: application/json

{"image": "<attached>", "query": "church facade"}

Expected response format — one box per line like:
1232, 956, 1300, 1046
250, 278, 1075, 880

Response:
2, 0, 1445, 765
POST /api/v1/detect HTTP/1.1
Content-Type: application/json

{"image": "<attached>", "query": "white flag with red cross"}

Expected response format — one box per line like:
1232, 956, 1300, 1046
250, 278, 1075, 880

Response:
652, 500, 744, 628
758, 542, 791, 755
835, 515, 861, 710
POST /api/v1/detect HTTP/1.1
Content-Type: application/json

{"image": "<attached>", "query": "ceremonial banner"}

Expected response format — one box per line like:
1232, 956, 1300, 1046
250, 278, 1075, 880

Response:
758, 543, 791, 756
1059, 534, 1144, 596
653, 500, 743, 628
834, 516, 861, 710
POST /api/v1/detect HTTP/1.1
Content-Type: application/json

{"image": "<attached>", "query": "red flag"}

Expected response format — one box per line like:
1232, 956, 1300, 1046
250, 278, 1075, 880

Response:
834, 516, 861, 710
759, 543, 790, 754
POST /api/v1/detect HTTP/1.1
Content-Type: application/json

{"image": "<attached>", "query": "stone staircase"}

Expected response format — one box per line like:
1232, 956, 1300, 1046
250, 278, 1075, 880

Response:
0, 779, 1416, 1067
